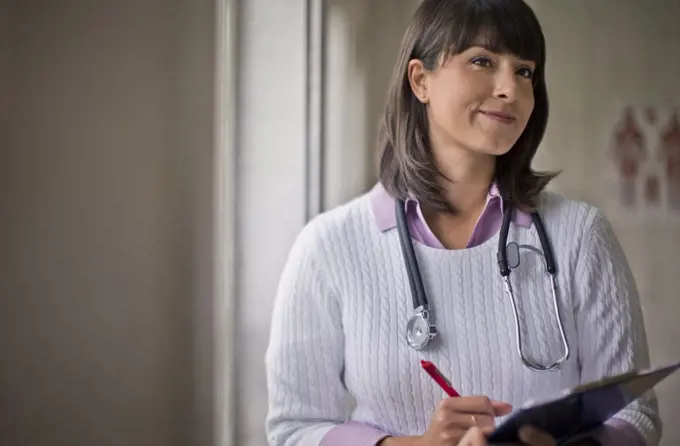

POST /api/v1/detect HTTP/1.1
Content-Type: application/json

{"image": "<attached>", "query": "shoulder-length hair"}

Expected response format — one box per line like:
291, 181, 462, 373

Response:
377, 0, 558, 213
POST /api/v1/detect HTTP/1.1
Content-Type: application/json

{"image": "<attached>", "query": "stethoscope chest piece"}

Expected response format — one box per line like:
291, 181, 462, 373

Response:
405, 305, 437, 350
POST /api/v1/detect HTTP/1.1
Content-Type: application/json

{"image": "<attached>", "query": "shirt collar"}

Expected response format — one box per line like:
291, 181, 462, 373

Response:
369, 182, 532, 231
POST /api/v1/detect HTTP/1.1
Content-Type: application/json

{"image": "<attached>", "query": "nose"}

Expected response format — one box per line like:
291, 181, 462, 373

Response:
493, 68, 519, 103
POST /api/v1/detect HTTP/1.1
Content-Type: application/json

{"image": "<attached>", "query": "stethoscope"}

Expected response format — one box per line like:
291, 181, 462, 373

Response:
395, 199, 570, 372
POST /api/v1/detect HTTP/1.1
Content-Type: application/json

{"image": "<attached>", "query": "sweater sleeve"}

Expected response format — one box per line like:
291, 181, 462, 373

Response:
265, 223, 350, 446
320, 422, 390, 446
573, 210, 661, 446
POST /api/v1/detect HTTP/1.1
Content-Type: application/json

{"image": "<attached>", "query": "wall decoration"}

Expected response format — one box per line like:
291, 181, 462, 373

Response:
602, 105, 680, 224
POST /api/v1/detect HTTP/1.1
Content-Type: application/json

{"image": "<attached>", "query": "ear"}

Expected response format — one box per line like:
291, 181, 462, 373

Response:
407, 59, 430, 104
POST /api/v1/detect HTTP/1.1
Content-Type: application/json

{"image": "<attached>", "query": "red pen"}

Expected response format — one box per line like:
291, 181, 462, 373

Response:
420, 359, 461, 397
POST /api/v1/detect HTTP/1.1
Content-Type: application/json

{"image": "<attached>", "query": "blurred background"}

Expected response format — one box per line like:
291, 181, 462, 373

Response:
1, 0, 679, 445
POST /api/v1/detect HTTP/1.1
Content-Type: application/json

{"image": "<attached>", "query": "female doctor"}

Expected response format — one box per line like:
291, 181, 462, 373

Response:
265, 0, 660, 445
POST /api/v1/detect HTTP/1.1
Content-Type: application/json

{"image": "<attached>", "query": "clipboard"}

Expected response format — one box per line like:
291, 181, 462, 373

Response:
486, 361, 680, 444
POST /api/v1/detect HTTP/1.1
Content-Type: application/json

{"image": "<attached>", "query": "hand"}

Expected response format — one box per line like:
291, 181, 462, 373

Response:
451, 425, 557, 446
456, 426, 489, 446
420, 396, 513, 446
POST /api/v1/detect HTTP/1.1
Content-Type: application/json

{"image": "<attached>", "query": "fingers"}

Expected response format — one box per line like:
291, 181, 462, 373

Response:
439, 396, 513, 418
518, 425, 557, 446
491, 400, 513, 416
438, 396, 497, 415
427, 396, 512, 446
432, 411, 495, 430
432, 426, 477, 445
458, 426, 487, 446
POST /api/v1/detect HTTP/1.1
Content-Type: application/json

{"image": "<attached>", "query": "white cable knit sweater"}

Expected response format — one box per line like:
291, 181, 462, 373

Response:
265, 191, 660, 446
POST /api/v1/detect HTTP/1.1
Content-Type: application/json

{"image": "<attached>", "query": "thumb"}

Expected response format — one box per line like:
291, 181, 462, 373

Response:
491, 400, 513, 416
459, 426, 487, 446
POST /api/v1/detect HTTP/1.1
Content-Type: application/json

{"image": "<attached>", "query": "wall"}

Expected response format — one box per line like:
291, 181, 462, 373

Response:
323, 0, 419, 209
0, 0, 6, 133
0, 1, 218, 445
234, 0, 309, 443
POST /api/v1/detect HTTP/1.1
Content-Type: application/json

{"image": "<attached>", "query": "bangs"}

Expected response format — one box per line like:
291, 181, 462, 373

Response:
439, 0, 545, 65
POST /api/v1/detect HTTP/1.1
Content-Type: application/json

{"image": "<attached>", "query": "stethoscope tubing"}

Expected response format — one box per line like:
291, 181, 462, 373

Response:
396, 198, 570, 371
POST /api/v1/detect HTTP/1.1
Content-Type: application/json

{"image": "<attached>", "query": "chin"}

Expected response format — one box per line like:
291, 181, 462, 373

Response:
468, 142, 515, 157
488, 145, 515, 156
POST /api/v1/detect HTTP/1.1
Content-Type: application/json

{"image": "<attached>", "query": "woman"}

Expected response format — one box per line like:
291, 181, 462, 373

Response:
265, 0, 660, 445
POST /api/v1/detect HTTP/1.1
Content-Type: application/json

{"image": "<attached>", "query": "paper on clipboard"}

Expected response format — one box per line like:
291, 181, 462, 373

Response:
487, 361, 680, 445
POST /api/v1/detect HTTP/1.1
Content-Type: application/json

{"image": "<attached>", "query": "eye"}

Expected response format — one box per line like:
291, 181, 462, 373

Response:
517, 66, 534, 79
471, 56, 493, 68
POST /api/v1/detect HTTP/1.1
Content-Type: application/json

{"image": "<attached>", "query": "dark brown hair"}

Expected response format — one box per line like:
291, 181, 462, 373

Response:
377, 0, 558, 213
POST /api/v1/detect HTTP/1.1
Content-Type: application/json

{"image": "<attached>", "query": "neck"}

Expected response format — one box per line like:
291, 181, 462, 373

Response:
431, 146, 496, 216
418, 144, 496, 250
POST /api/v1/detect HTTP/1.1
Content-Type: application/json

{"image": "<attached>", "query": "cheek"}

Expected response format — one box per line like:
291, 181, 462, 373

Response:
430, 86, 472, 122
519, 94, 535, 126
428, 91, 462, 126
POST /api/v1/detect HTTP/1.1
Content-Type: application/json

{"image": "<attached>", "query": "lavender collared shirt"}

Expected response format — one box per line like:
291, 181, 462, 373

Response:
369, 182, 533, 247
320, 183, 644, 446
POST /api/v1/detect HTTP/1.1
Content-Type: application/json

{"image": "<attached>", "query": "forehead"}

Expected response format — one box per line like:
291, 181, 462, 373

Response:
463, 38, 537, 64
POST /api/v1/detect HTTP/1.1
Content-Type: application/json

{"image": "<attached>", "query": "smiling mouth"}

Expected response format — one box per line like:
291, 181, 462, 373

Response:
480, 111, 515, 124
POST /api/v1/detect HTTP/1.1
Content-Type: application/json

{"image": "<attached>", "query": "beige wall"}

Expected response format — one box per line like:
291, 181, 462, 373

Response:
323, 0, 419, 209
0, 0, 7, 132
0, 1, 218, 445
234, 0, 309, 444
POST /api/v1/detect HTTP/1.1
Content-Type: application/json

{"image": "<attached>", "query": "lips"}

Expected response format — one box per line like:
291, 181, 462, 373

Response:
480, 110, 515, 124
